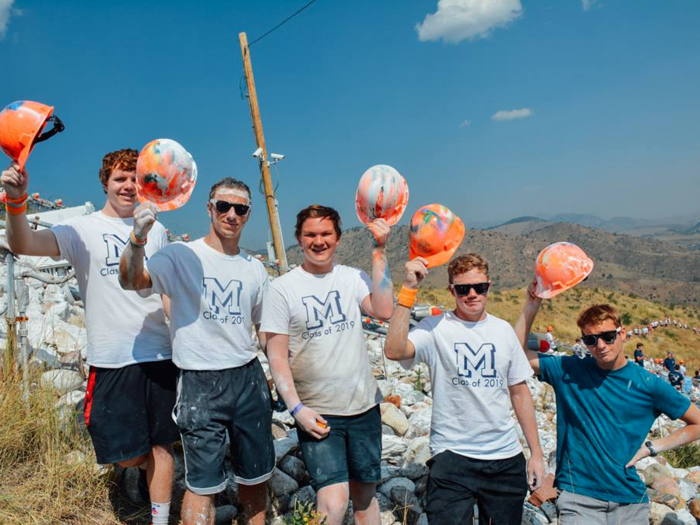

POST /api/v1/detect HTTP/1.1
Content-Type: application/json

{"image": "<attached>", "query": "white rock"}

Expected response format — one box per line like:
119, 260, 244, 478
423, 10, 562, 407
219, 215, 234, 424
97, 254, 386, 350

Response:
405, 409, 432, 440
635, 456, 660, 470
380, 402, 409, 436
41, 369, 83, 394
380, 510, 398, 525
55, 389, 85, 408
679, 479, 697, 502
672, 508, 697, 525
401, 436, 431, 469
382, 435, 408, 464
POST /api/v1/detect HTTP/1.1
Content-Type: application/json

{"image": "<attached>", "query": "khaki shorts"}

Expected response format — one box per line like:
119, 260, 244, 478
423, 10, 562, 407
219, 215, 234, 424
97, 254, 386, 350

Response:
557, 490, 649, 525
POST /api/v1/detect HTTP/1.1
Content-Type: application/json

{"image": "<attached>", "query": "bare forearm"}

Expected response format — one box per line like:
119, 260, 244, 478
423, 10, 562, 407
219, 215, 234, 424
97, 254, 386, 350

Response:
370, 247, 394, 320
119, 242, 151, 290
654, 424, 700, 454
268, 354, 301, 409
510, 385, 543, 457
5, 213, 60, 256
515, 301, 542, 373
385, 305, 414, 361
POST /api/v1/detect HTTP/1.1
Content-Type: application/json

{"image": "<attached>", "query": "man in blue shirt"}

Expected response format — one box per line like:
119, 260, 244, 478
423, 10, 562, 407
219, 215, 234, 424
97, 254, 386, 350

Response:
663, 351, 676, 373
516, 284, 700, 525
633, 343, 644, 367
669, 364, 684, 390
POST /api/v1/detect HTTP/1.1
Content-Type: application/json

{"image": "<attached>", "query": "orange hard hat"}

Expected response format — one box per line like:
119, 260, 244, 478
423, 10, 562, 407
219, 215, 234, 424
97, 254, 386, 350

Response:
534, 242, 594, 299
547, 326, 554, 332
680, 359, 685, 364
0, 101, 65, 171
136, 139, 197, 212
409, 204, 465, 268
355, 165, 409, 226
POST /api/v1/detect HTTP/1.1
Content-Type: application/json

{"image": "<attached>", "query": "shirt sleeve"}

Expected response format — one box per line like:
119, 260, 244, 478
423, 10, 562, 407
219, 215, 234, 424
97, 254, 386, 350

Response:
506, 326, 534, 385
356, 269, 372, 306
652, 375, 691, 420
404, 318, 437, 370
252, 266, 269, 325
537, 354, 563, 386
259, 284, 291, 335
146, 245, 179, 298
49, 221, 78, 264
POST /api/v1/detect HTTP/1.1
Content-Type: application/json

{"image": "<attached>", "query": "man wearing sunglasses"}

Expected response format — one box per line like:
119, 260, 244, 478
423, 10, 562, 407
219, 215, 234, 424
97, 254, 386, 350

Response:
384, 253, 545, 525
119, 178, 274, 525
515, 287, 700, 525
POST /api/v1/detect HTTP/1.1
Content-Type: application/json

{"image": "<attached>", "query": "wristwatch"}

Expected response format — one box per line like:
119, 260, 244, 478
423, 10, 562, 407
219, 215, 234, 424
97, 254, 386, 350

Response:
645, 441, 658, 457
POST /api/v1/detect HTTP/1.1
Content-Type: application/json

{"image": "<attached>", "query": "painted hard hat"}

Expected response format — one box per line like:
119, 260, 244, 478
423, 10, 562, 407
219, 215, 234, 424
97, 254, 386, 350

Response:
0, 101, 65, 171
547, 326, 554, 332
136, 139, 197, 212
535, 242, 594, 299
409, 204, 465, 268
355, 164, 409, 226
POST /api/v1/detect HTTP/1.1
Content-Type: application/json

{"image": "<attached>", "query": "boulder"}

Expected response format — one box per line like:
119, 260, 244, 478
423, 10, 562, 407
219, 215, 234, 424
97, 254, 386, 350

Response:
40, 369, 83, 395
644, 463, 673, 487
382, 435, 408, 464
214, 505, 238, 524
679, 479, 697, 501
381, 402, 409, 436
404, 409, 432, 440
689, 498, 700, 519
278, 455, 309, 486
653, 476, 682, 498
269, 468, 299, 498
273, 437, 298, 463
378, 477, 415, 498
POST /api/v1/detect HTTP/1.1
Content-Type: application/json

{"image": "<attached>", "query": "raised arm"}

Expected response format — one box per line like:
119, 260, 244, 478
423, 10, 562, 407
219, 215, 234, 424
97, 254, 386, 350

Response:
119, 203, 156, 290
265, 333, 330, 439
514, 280, 543, 375
1, 163, 60, 256
361, 219, 394, 320
384, 258, 429, 361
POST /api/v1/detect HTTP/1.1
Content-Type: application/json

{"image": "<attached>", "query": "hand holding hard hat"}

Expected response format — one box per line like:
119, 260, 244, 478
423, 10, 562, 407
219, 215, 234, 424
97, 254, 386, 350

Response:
0, 101, 65, 172
1, 162, 29, 201
355, 165, 409, 226
534, 242, 594, 299
409, 204, 465, 268
136, 139, 197, 212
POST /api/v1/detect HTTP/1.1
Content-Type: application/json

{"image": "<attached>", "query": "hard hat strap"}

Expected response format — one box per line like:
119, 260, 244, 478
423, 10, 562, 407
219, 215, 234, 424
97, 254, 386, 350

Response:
33, 115, 65, 145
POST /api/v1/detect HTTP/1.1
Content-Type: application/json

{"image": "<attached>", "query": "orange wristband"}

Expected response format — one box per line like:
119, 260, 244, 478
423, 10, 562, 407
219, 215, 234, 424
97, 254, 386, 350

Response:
6, 193, 28, 204
6, 202, 27, 215
130, 230, 147, 247
397, 286, 418, 309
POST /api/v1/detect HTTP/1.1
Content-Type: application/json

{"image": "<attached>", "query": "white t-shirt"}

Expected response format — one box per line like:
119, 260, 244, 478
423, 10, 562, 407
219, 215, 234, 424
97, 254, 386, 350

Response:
51, 211, 171, 368
545, 332, 556, 349
405, 312, 534, 460
146, 238, 268, 371
260, 264, 383, 416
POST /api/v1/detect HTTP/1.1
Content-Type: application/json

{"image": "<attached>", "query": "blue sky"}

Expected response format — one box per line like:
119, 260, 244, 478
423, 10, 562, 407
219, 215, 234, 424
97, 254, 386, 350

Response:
2, 0, 699, 249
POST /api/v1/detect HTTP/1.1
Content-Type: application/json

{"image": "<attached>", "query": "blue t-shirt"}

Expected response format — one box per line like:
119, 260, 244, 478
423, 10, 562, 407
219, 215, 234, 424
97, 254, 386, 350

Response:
664, 357, 676, 371
634, 349, 644, 365
669, 371, 683, 388
539, 355, 690, 503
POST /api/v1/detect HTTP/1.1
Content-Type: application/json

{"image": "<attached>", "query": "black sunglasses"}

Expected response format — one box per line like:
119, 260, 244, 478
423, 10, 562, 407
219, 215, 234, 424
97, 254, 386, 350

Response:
581, 327, 621, 347
451, 282, 491, 296
209, 199, 250, 216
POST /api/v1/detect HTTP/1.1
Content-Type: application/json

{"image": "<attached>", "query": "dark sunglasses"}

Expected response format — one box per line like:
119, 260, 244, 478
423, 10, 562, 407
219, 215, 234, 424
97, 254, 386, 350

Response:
209, 199, 250, 216
581, 327, 621, 347
451, 282, 491, 296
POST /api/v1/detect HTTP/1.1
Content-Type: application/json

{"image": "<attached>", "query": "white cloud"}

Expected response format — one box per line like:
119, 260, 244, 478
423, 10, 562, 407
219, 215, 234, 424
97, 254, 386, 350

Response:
416, 0, 523, 44
459, 119, 471, 128
491, 108, 534, 121
581, 0, 597, 11
0, 0, 17, 41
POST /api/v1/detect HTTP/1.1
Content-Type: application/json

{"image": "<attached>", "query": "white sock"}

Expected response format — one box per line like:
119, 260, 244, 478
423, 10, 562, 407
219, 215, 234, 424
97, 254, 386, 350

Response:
151, 501, 170, 525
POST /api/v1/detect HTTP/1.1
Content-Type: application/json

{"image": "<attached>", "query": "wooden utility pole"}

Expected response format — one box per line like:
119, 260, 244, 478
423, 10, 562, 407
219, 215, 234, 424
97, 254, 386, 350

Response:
239, 32, 288, 272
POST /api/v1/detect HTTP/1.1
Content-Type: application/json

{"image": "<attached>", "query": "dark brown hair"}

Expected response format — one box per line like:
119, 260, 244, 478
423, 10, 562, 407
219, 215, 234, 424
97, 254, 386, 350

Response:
99, 149, 138, 193
447, 254, 489, 283
295, 205, 342, 240
577, 304, 621, 330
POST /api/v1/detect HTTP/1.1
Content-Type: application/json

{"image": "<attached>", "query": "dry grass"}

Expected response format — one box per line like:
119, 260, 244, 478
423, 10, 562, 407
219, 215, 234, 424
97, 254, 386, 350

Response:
0, 372, 120, 525
414, 284, 700, 369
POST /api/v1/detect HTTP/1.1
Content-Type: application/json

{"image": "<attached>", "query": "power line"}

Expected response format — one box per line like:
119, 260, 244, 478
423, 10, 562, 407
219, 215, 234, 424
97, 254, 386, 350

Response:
249, 0, 318, 47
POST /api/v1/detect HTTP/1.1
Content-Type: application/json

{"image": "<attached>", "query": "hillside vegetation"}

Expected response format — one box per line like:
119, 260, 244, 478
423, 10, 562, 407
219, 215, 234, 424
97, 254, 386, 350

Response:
415, 284, 700, 370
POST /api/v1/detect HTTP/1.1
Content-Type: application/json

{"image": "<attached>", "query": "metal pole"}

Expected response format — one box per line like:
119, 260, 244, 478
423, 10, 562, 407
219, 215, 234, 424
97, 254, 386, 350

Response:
239, 32, 289, 272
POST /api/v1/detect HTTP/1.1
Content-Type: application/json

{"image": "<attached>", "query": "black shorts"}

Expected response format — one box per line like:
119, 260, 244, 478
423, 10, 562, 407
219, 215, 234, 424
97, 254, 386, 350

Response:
174, 358, 275, 495
84, 360, 179, 465
425, 450, 528, 525
298, 405, 382, 491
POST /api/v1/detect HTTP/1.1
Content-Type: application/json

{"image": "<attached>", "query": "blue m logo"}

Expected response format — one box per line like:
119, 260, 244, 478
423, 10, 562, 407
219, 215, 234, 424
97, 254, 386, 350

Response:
202, 278, 243, 315
301, 291, 347, 330
103, 233, 149, 267
454, 342, 497, 378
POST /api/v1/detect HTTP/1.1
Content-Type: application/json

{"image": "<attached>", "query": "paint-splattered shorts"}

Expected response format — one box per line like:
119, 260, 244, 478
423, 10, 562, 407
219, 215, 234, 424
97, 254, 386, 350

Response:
298, 404, 382, 490
173, 357, 275, 495
85, 360, 179, 464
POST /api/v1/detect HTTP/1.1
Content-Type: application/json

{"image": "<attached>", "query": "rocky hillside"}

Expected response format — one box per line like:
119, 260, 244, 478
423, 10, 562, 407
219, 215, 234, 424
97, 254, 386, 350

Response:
287, 222, 700, 306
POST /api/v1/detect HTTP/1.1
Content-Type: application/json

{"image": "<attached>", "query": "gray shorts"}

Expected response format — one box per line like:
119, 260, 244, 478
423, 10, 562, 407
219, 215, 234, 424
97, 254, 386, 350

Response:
557, 490, 649, 525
